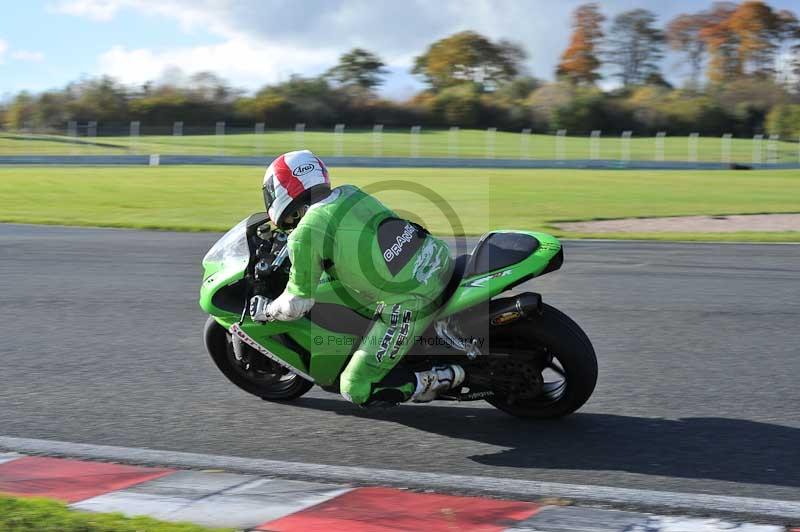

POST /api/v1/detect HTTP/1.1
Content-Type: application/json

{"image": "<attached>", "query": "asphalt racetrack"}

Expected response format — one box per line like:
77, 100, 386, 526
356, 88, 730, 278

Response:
1, 224, 799, 503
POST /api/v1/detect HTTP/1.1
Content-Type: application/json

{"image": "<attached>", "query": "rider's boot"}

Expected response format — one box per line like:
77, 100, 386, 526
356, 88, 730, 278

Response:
410, 365, 465, 403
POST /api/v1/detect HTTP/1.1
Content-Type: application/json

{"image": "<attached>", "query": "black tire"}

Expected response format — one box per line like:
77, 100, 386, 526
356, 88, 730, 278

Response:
485, 303, 597, 419
204, 316, 314, 401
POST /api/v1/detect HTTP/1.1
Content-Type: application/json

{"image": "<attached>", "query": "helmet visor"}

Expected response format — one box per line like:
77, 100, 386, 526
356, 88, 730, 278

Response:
262, 179, 276, 211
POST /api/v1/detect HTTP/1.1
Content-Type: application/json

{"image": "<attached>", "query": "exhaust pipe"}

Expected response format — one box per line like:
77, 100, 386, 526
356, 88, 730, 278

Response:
489, 292, 542, 326
454, 292, 543, 333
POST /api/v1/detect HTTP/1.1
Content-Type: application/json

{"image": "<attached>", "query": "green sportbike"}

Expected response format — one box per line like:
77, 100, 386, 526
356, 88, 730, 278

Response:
200, 213, 597, 418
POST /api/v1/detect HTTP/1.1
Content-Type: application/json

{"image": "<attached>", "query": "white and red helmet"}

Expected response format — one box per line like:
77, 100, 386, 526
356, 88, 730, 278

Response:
262, 150, 331, 227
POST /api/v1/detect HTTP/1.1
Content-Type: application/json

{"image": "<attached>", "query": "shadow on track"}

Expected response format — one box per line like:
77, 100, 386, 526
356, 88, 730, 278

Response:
288, 397, 800, 488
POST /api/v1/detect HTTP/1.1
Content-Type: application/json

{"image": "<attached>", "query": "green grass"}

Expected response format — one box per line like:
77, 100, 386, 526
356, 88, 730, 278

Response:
0, 494, 232, 532
0, 166, 798, 241
2, 129, 798, 163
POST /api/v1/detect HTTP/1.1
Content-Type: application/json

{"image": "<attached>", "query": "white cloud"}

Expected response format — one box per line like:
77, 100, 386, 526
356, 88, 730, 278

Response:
54, 0, 713, 89
54, 0, 584, 80
0, 39, 45, 67
50, 0, 127, 21
98, 38, 339, 88
51, 0, 236, 30
10, 50, 45, 62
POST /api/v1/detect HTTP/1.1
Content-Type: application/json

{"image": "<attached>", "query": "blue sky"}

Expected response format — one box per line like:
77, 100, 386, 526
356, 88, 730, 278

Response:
2, 0, 798, 100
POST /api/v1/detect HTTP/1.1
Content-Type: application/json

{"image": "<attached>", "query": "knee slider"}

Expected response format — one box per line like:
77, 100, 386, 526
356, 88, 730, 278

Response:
339, 376, 372, 405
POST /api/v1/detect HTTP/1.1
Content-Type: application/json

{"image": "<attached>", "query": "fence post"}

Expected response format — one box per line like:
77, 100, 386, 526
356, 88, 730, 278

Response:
294, 123, 305, 151
767, 134, 779, 165
333, 124, 345, 156
556, 129, 567, 161
721, 133, 732, 164
752, 134, 764, 165
485, 127, 497, 159
688, 132, 699, 163
215, 121, 225, 155
448, 126, 459, 158
621, 131, 632, 162
590, 130, 601, 160
129, 121, 140, 154
172, 121, 183, 137
372, 124, 384, 157
254, 122, 265, 156
520, 128, 531, 159
410, 125, 421, 158
87, 121, 97, 141
655, 131, 666, 162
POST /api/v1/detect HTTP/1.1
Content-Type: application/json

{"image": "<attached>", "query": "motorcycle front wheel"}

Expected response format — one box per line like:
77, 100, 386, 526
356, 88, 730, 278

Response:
485, 303, 597, 419
204, 317, 314, 401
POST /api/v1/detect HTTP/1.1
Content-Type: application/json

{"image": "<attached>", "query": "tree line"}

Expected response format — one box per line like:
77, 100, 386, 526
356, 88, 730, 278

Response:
3, 0, 800, 139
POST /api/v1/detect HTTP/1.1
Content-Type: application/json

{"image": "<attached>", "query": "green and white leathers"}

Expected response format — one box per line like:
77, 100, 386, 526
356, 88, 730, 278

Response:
287, 185, 453, 404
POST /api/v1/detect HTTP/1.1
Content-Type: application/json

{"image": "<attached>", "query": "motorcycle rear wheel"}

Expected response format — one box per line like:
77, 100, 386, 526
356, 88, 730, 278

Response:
485, 303, 597, 419
204, 317, 314, 401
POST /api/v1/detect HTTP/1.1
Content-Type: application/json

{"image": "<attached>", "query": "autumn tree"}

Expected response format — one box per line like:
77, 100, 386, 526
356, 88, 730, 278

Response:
556, 3, 606, 85
412, 31, 526, 91
699, 2, 741, 83
666, 13, 708, 87
775, 9, 800, 88
728, 0, 784, 77
327, 48, 388, 91
605, 9, 665, 86
694, 1, 800, 84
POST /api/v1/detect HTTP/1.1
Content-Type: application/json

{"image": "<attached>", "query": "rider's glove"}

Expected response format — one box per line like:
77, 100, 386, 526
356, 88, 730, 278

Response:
249, 295, 273, 323
266, 291, 315, 321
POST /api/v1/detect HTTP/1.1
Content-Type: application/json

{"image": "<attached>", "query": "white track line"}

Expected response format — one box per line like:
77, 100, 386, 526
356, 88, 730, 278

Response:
2, 435, 799, 520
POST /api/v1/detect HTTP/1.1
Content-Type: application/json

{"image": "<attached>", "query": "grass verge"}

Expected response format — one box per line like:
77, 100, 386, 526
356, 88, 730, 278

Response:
0, 494, 232, 532
2, 130, 798, 163
0, 165, 797, 241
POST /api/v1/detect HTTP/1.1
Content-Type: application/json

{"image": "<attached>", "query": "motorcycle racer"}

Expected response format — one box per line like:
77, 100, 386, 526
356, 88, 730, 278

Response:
250, 150, 464, 405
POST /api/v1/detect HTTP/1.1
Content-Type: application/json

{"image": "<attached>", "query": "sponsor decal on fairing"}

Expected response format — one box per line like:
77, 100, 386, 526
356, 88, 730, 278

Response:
465, 269, 513, 288
229, 323, 314, 382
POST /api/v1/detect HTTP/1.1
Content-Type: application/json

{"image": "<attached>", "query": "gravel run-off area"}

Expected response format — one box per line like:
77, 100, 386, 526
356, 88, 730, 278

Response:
556, 213, 800, 233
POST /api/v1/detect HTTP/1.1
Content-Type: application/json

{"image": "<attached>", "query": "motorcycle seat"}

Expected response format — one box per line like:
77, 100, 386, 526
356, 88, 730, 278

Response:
464, 232, 540, 277
439, 233, 541, 306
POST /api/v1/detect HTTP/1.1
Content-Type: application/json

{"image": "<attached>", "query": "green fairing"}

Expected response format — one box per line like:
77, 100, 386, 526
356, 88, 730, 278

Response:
440, 231, 561, 316
199, 220, 561, 387
200, 273, 361, 386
